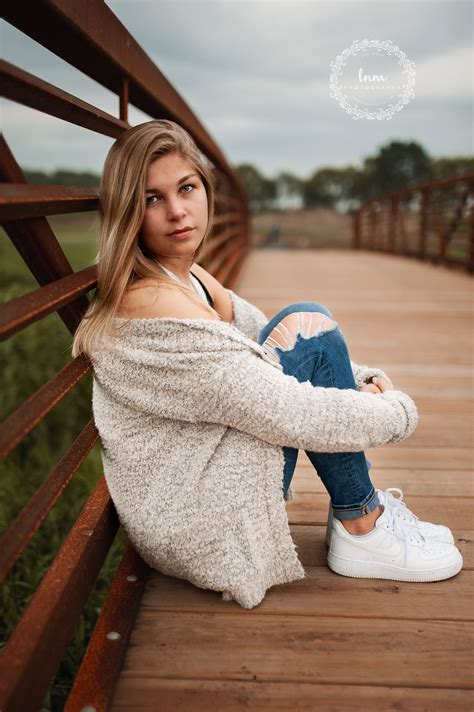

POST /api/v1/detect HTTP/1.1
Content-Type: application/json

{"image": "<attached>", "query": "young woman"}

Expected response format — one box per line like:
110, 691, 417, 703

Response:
72, 120, 462, 609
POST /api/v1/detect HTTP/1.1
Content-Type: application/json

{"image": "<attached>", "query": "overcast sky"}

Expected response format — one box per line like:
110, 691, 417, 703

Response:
1, 0, 472, 180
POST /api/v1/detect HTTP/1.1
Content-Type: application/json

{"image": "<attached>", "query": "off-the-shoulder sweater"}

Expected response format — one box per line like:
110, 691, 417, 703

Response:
90, 289, 418, 609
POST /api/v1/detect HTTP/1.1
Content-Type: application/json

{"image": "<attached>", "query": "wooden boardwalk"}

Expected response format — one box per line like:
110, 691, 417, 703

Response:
110, 248, 473, 711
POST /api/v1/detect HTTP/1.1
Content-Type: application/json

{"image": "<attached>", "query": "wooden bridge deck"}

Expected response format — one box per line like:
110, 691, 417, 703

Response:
110, 248, 473, 711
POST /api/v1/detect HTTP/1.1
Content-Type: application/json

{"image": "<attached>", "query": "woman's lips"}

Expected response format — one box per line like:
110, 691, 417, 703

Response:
168, 228, 194, 239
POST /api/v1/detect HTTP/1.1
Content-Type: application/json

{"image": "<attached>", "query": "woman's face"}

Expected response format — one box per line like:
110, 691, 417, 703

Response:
139, 151, 209, 260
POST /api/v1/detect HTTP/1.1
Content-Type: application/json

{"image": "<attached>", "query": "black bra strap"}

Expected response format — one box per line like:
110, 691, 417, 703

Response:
190, 271, 215, 308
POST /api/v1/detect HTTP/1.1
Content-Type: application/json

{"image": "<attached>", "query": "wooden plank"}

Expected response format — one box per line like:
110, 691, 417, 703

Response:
115, 612, 474, 689
141, 568, 473, 619
397, 398, 472, 415
374, 382, 471, 399
245, 297, 474, 313
363, 447, 473, 470
396, 414, 473, 448
294, 466, 474, 496
111, 679, 474, 711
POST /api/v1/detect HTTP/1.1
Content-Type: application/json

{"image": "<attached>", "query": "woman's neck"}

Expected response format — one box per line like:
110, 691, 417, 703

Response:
157, 259, 194, 284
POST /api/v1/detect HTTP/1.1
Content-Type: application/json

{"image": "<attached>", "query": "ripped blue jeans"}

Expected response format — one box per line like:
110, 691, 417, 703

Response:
257, 302, 380, 521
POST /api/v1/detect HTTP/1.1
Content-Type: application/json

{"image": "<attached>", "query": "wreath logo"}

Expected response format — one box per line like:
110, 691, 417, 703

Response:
329, 39, 416, 120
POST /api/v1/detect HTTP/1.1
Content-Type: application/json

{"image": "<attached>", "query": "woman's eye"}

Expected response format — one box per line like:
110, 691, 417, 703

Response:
145, 184, 196, 206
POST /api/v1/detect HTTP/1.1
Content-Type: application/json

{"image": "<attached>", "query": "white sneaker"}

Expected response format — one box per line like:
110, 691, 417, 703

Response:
327, 504, 463, 582
325, 486, 455, 548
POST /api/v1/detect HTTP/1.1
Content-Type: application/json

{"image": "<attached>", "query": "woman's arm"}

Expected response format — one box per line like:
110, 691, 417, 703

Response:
186, 352, 416, 452
94, 342, 418, 454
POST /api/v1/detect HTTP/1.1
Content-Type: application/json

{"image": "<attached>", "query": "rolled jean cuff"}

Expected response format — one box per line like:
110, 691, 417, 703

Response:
331, 487, 380, 521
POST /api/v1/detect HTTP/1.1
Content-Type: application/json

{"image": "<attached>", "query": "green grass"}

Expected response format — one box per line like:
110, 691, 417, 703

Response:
1, 219, 128, 711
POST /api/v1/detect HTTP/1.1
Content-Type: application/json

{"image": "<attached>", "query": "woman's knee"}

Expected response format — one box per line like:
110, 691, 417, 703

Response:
280, 310, 337, 339
280, 301, 335, 320
258, 301, 336, 348
263, 310, 338, 359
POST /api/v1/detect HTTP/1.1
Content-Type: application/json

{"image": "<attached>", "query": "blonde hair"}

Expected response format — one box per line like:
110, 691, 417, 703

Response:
71, 119, 220, 359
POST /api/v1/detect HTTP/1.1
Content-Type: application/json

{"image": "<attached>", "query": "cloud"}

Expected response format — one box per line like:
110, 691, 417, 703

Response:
414, 43, 473, 99
1, 0, 472, 175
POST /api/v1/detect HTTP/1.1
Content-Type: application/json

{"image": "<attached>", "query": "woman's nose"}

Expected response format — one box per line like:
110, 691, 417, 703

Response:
167, 197, 186, 219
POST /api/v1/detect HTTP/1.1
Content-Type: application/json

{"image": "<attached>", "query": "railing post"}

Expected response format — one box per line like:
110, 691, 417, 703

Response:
352, 209, 361, 250
388, 197, 397, 254
470, 180, 474, 274
419, 188, 430, 261
369, 204, 377, 251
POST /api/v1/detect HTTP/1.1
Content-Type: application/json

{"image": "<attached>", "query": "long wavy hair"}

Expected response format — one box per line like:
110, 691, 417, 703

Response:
71, 119, 220, 359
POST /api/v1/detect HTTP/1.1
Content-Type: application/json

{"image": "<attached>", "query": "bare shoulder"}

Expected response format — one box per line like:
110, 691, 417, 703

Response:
191, 263, 234, 323
116, 279, 217, 320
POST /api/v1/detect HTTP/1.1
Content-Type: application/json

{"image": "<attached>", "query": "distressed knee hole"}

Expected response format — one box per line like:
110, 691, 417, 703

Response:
262, 311, 337, 364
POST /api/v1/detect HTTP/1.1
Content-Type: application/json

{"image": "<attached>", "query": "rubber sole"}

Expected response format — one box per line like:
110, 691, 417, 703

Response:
327, 551, 463, 582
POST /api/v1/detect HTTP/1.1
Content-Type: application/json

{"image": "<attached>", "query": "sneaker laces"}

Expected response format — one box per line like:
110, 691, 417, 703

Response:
378, 501, 428, 546
377, 487, 420, 526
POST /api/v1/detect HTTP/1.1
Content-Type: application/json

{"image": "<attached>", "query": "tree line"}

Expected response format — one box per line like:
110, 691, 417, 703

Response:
24, 140, 474, 214
236, 141, 474, 213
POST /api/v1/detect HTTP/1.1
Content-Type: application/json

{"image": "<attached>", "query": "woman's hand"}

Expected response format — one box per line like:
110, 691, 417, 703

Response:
359, 376, 394, 394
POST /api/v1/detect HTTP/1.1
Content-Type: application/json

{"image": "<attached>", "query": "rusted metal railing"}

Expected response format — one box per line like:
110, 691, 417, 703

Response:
352, 174, 474, 273
0, 1, 251, 710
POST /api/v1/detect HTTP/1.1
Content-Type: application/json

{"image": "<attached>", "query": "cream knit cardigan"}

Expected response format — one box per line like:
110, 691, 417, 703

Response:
91, 288, 418, 609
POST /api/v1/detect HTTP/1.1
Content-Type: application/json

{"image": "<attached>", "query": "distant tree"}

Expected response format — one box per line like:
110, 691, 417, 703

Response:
371, 141, 433, 196
431, 157, 474, 180
52, 169, 100, 187
276, 171, 304, 207
261, 177, 277, 211
302, 163, 380, 212
22, 169, 50, 184
350, 158, 378, 204
348, 145, 473, 208
236, 163, 277, 212
342, 164, 373, 209
303, 167, 349, 209
23, 168, 100, 186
